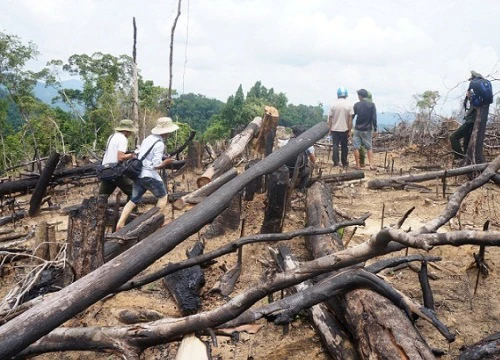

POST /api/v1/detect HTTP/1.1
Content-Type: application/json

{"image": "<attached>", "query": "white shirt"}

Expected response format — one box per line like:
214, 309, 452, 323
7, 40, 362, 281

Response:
328, 98, 354, 132
138, 134, 165, 181
102, 132, 128, 165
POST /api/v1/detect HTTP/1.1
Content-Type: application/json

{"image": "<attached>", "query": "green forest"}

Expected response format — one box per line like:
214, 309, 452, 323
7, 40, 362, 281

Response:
0, 31, 325, 173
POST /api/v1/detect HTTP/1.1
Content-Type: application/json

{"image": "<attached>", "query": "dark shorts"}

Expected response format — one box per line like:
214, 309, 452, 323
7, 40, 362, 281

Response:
131, 177, 167, 203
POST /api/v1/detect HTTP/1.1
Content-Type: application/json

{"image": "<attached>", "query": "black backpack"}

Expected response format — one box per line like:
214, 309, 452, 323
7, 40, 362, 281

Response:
469, 78, 493, 107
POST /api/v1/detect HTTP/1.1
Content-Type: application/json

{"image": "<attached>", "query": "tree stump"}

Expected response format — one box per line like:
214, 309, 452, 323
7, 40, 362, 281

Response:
186, 141, 204, 170
244, 159, 264, 201
202, 192, 242, 239
64, 196, 107, 285
34, 221, 49, 263
255, 105, 279, 156
306, 182, 435, 359
261, 166, 289, 233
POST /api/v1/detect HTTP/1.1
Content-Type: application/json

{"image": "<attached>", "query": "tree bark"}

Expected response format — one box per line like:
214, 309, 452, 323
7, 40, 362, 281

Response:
308, 171, 364, 186
197, 116, 263, 187
459, 332, 500, 360
254, 106, 279, 156
260, 165, 289, 234
132, 17, 141, 142
306, 182, 435, 359
202, 192, 241, 239
465, 104, 490, 165
64, 196, 107, 285
104, 207, 165, 262
367, 163, 491, 190
163, 242, 205, 316
186, 141, 204, 170
277, 245, 359, 360
173, 168, 238, 210
244, 159, 265, 201
0, 121, 329, 359
29, 152, 60, 217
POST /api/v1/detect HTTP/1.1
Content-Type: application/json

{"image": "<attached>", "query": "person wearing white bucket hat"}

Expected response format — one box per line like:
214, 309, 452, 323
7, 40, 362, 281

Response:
98, 119, 138, 200
117, 117, 179, 229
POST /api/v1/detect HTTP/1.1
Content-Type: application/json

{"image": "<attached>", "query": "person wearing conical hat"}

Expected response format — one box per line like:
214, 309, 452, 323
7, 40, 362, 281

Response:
117, 117, 179, 229
99, 119, 138, 200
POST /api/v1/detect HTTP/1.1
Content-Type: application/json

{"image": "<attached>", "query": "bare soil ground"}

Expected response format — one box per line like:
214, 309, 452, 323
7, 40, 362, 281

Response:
1, 145, 499, 359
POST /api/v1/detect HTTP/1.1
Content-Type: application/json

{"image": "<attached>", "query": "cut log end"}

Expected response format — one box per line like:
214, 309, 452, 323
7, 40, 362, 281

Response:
173, 199, 186, 211
197, 177, 211, 188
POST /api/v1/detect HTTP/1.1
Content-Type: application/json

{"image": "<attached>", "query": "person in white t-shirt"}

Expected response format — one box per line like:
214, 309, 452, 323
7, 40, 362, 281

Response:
117, 117, 179, 229
328, 87, 353, 168
99, 119, 138, 200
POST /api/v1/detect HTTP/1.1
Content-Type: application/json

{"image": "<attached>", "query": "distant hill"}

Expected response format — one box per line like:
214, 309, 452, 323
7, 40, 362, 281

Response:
34, 80, 83, 113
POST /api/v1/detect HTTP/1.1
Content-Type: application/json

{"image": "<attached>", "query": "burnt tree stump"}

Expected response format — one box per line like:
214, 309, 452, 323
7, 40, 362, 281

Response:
244, 159, 265, 201
64, 196, 107, 285
261, 165, 289, 234
163, 241, 205, 315
202, 192, 242, 239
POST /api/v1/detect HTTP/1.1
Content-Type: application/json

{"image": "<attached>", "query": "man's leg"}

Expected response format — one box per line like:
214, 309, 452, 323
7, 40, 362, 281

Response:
331, 132, 340, 166
462, 122, 475, 158
340, 131, 349, 167
352, 131, 361, 169
98, 179, 116, 197
116, 179, 147, 230
114, 176, 134, 201
449, 122, 470, 159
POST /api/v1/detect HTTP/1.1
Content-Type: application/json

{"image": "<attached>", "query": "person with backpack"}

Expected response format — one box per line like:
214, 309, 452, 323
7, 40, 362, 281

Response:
449, 70, 493, 162
98, 119, 138, 200
328, 86, 353, 168
116, 117, 179, 229
352, 89, 377, 170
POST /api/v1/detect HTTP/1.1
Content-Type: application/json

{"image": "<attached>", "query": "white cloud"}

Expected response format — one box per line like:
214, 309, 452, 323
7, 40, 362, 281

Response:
1, 0, 499, 116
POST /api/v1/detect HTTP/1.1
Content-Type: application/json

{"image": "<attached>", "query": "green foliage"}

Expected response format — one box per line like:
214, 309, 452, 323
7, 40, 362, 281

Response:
203, 116, 230, 143
164, 121, 194, 154
280, 103, 324, 127
413, 90, 440, 116
169, 93, 223, 133
139, 79, 169, 113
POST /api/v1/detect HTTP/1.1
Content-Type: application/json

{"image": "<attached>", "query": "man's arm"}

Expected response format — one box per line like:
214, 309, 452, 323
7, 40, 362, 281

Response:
117, 151, 135, 162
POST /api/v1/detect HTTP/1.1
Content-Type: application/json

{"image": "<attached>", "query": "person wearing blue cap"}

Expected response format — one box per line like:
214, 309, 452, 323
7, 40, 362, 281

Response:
328, 86, 353, 168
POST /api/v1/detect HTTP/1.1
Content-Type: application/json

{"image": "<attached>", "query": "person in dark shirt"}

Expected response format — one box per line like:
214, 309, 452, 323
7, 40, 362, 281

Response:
449, 89, 478, 161
352, 89, 377, 170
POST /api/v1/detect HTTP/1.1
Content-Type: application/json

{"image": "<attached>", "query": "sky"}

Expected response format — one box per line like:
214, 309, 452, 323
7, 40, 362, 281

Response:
1, 0, 500, 116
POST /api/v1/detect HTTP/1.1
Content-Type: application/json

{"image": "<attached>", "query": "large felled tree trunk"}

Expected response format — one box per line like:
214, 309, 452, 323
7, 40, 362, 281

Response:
306, 182, 435, 359
0, 122, 330, 359
197, 116, 262, 187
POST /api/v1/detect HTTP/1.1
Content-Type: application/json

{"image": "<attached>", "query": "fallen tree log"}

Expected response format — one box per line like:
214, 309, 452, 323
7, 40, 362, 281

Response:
0, 161, 186, 197
28, 152, 60, 217
104, 207, 165, 262
197, 116, 262, 188
459, 331, 500, 360
277, 245, 358, 360
306, 182, 436, 359
367, 162, 490, 190
173, 168, 238, 210
0, 121, 330, 358
308, 170, 364, 186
